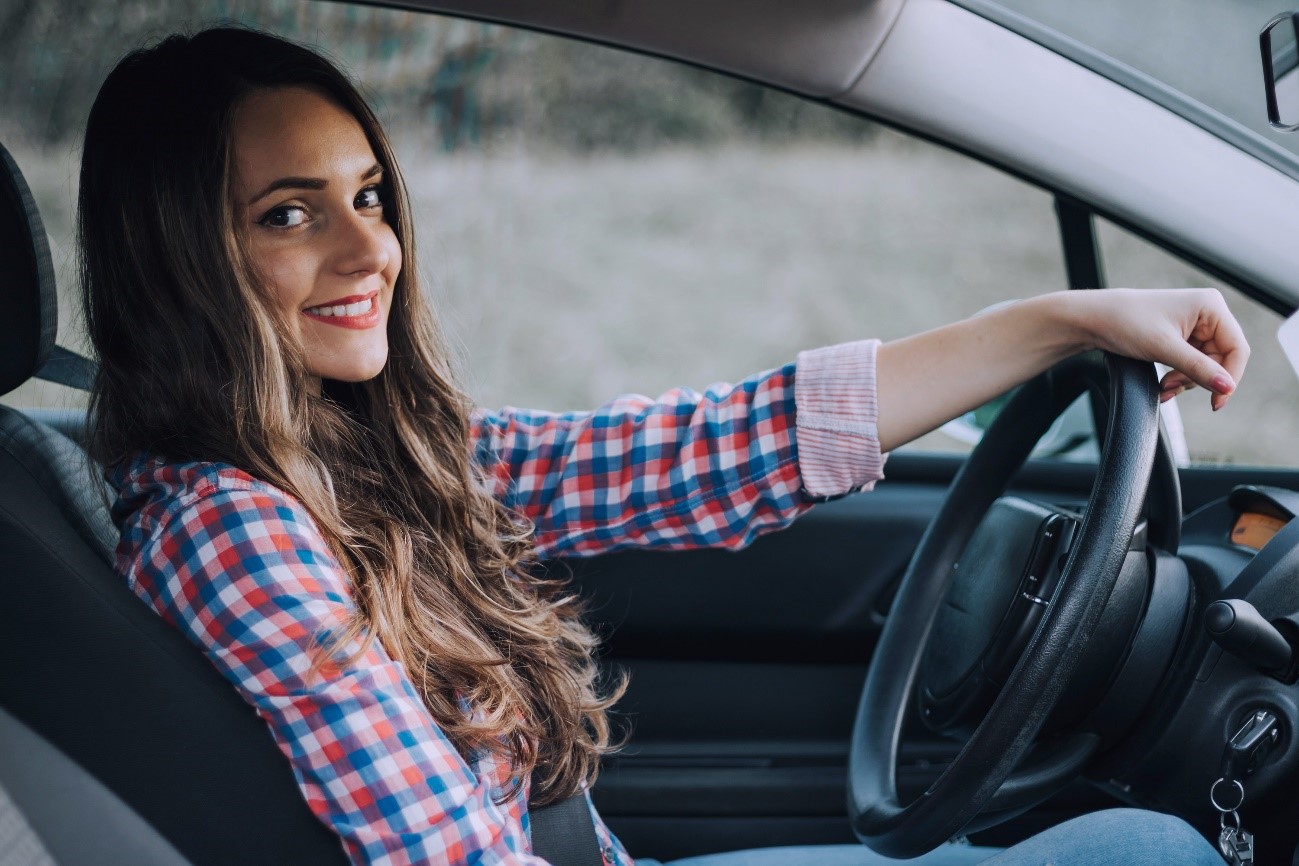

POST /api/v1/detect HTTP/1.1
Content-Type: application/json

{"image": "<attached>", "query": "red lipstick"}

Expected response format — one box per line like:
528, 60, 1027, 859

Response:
301, 291, 382, 330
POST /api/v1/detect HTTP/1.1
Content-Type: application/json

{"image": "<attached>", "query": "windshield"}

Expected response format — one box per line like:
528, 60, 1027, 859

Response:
970, 0, 1299, 166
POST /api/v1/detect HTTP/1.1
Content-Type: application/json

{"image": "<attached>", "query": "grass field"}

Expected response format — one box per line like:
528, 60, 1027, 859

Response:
6, 129, 1296, 466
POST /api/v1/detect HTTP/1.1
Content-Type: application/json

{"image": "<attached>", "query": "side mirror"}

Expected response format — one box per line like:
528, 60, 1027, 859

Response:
1261, 12, 1299, 131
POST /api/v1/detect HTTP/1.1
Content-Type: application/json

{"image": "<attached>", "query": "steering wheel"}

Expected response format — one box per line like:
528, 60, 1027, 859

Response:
848, 352, 1160, 857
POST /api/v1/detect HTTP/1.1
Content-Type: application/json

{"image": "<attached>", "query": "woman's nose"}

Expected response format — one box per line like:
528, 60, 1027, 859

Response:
332, 210, 391, 277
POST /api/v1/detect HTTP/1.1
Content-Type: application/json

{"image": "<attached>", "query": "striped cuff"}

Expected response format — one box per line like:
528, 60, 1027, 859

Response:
794, 339, 887, 499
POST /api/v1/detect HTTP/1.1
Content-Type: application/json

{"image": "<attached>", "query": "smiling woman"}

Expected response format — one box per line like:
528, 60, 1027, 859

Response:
232, 86, 399, 384
78, 27, 628, 861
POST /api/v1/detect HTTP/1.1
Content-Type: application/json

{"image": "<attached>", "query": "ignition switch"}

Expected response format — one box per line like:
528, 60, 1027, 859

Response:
1220, 710, 1281, 789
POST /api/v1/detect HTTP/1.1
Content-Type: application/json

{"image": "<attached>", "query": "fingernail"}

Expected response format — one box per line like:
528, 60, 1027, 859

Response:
1212, 374, 1235, 394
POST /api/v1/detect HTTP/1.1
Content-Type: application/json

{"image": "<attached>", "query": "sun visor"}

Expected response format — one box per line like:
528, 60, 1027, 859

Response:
0, 142, 57, 396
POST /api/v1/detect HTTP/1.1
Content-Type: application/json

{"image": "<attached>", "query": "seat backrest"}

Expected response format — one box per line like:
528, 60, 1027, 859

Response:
0, 705, 192, 866
0, 141, 348, 865
0, 141, 55, 396
0, 407, 117, 564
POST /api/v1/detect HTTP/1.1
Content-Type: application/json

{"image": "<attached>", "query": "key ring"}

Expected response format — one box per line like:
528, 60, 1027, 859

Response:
1211, 777, 1246, 813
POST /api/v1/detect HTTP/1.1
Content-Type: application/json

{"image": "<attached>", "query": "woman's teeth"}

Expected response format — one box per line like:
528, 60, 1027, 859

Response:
306, 297, 374, 317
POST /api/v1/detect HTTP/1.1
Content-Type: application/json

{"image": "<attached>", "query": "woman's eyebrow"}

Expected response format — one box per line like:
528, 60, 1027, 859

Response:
247, 164, 384, 206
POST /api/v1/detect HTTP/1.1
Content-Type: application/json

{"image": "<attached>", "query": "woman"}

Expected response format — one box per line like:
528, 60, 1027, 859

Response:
81, 27, 1239, 866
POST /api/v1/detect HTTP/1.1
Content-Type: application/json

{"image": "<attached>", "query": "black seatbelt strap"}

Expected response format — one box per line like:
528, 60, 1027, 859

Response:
35, 346, 97, 391
529, 784, 604, 866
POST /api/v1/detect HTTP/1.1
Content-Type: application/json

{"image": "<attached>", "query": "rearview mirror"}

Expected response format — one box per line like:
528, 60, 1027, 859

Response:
1261, 12, 1299, 130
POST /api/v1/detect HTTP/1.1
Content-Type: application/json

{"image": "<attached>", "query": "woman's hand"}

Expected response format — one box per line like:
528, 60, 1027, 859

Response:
1064, 288, 1250, 411
874, 288, 1250, 453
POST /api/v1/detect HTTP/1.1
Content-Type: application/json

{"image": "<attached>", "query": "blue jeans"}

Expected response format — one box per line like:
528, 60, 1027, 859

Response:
640, 809, 1223, 865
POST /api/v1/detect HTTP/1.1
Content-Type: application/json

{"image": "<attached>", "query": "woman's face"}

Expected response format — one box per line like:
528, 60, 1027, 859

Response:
231, 85, 401, 384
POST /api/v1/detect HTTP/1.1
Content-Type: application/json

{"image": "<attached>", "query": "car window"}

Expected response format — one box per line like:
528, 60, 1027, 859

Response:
415, 86, 1066, 461
2, 0, 1067, 458
1096, 217, 1299, 468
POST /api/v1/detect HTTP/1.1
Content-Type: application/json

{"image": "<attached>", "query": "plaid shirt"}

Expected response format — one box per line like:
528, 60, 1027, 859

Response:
107, 340, 884, 866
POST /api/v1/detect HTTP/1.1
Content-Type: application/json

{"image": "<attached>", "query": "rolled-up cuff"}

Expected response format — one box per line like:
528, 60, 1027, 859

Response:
794, 339, 887, 499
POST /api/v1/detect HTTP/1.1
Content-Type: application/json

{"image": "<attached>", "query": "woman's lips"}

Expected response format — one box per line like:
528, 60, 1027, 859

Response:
302, 292, 381, 330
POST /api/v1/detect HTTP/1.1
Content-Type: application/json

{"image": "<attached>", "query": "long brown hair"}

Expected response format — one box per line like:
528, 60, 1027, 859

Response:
80, 27, 622, 804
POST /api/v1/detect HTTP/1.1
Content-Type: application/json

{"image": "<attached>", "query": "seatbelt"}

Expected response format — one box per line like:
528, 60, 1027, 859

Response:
528, 787, 604, 866
35, 346, 96, 392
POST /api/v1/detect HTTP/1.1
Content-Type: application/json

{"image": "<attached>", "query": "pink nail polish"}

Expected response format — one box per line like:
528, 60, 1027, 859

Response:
1212, 374, 1235, 394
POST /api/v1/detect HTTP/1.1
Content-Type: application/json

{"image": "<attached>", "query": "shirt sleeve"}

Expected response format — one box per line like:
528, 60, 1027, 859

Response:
793, 338, 888, 499
471, 340, 886, 558
131, 485, 549, 866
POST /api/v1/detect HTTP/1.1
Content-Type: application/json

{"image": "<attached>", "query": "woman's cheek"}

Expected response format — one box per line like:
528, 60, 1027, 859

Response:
263, 248, 315, 316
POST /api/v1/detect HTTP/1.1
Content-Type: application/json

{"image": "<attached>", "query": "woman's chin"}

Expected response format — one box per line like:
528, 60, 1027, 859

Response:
309, 353, 389, 384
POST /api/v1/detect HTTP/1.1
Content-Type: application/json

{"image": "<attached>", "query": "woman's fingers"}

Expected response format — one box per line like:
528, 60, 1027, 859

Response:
1151, 290, 1250, 410
1090, 288, 1251, 411
1194, 292, 1252, 389
1212, 338, 1251, 407
1155, 329, 1234, 394
1158, 371, 1194, 403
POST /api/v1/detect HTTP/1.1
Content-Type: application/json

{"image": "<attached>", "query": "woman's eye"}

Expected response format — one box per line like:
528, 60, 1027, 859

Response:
258, 205, 308, 229
355, 186, 383, 210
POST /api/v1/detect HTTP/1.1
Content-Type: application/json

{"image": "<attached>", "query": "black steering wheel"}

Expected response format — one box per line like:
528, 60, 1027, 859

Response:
848, 352, 1160, 857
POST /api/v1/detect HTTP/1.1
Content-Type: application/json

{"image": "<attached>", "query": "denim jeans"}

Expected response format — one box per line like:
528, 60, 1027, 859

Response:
638, 808, 1224, 865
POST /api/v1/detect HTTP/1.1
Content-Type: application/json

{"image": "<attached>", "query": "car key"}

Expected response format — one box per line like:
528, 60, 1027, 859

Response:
1210, 710, 1283, 864
1216, 811, 1254, 866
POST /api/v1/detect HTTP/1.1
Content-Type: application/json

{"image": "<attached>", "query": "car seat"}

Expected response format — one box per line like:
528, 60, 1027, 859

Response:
0, 140, 350, 865
0, 704, 191, 865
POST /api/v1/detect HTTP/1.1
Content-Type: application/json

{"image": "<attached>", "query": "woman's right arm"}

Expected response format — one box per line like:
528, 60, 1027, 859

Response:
130, 482, 545, 866
873, 288, 1250, 452
471, 343, 886, 558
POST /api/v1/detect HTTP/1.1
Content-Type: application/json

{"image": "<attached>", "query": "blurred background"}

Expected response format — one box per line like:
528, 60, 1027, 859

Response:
1, 0, 1295, 465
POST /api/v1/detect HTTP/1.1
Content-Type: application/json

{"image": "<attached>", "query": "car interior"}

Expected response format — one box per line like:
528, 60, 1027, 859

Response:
5, 1, 1299, 865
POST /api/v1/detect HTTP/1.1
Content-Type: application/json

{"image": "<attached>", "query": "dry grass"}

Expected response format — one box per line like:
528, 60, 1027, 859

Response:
6, 130, 1296, 466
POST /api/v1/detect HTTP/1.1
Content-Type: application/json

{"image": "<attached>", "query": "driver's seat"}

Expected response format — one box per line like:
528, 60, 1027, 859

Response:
0, 140, 349, 865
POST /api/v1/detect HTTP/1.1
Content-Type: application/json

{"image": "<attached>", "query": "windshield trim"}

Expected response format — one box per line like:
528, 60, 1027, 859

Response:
949, 0, 1299, 185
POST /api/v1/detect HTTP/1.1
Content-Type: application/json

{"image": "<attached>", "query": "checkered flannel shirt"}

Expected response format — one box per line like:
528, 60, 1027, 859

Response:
107, 340, 885, 866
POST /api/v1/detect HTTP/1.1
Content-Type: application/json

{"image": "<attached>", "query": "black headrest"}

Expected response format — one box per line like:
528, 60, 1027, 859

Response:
0, 141, 57, 396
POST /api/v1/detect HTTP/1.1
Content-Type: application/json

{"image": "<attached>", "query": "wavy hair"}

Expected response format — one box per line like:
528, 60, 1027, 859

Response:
80, 26, 622, 804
